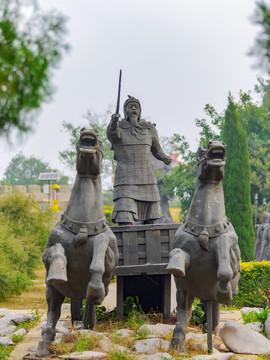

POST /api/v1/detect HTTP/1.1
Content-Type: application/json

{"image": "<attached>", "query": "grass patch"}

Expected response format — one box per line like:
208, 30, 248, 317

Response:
0, 265, 46, 310
0, 345, 13, 360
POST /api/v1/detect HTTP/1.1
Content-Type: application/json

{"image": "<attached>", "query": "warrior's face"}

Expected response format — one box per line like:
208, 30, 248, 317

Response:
125, 102, 141, 121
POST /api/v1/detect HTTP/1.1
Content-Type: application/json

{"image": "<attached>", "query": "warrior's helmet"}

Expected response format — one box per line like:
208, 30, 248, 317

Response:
123, 95, 141, 120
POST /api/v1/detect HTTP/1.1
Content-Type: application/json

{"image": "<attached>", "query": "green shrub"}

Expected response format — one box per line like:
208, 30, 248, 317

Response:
232, 261, 270, 308
0, 193, 54, 299
104, 205, 113, 226
241, 307, 269, 335
190, 299, 206, 325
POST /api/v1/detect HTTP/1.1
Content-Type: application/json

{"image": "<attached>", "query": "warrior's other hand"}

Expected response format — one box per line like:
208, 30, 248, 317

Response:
164, 155, 172, 165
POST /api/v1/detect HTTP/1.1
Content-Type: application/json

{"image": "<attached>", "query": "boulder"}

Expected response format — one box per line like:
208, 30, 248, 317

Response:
219, 321, 270, 354
240, 307, 261, 315
185, 333, 208, 352
138, 353, 172, 360
0, 324, 16, 336
265, 313, 270, 340
0, 309, 13, 317
115, 329, 134, 337
9, 314, 34, 325
77, 329, 106, 337
243, 322, 262, 333
137, 323, 174, 338
41, 320, 69, 333
0, 315, 17, 327
190, 353, 234, 360
134, 338, 170, 354
53, 332, 77, 344
12, 328, 27, 337
98, 337, 129, 353
59, 350, 107, 359
0, 336, 14, 345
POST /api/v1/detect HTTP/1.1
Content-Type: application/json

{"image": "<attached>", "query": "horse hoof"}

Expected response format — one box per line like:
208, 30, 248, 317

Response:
166, 265, 185, 277
215, 281, 232, 304
47, 259, 68, 284
86, 283, 105, 305
36, 340, 52, 357
170, 338, 186, 353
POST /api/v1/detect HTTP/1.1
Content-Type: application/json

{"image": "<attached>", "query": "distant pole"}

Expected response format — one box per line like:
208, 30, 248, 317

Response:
48, 180, 51, 207
262, 198, 266, 223
254, 193, 258, 226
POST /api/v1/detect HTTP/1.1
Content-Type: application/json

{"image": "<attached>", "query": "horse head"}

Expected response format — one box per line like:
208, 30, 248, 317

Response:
196, 141, 226, 182
76, 128, 104, 176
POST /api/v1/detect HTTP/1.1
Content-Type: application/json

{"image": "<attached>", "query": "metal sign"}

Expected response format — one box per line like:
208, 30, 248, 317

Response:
38, 173, 60, 181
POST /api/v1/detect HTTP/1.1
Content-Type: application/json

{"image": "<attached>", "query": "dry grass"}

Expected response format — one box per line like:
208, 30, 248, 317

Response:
0, 264, 47, 310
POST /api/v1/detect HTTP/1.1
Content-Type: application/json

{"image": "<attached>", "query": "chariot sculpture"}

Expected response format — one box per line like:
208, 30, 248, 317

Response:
37, 128, 119, 357
166, 140, 241, 353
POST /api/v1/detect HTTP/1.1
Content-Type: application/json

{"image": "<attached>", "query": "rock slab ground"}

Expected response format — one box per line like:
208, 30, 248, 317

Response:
219, 321, 270, 355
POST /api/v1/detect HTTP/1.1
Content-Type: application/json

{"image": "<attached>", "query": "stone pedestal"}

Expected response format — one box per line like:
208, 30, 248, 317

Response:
111, 223, 179, 321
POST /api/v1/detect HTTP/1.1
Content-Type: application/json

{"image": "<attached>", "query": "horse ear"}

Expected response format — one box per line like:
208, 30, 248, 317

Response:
196, 147, 203, 162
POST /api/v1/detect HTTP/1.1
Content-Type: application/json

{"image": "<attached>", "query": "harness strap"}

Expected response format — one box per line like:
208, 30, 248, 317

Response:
183, 216, 232, 238
61, 212, 107, 236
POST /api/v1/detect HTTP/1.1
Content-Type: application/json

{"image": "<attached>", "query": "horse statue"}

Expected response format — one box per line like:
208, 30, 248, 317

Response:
166, 140, 241, 353
254, 212, 270, 261
37, 128, 119, 357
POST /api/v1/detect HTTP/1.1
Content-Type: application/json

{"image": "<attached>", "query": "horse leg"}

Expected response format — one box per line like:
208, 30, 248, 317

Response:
171, 283, 194, 353
82, 298, 96, 330
86, 232, 109, 304
215, 234, 233, 304
102, 245, 116, 296
36, 283, 64, 357
212, 301, 220, 333
43, 243, 67, 284
166, 248, 190, 277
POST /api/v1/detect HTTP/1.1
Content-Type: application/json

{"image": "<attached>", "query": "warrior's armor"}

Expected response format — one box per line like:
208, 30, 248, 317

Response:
107, 96, 171, 224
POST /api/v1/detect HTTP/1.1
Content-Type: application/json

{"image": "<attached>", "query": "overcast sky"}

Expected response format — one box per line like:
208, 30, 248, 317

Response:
0, 0, 263, 182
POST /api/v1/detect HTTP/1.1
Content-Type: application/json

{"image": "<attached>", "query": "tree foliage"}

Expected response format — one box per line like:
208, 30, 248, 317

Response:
250, 1, 270, 72
0, 0, 68, 136
164, 84, 270, 243
59, 108, 116, 177
1, 152, 69, 186
0, 192, 54, 299
223, 95, 255, 261
163, 134, 197, 217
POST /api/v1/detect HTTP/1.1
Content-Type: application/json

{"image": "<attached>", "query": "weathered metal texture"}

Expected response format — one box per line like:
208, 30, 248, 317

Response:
36, 129, 119, 358
254, 212, 270, 261
166, 141, 241, 354
112, 224, 179, 321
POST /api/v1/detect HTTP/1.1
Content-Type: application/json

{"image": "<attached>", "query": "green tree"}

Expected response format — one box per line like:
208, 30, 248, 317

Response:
164, 84, 270, 223
1, 152, 69, 186
163, 134, 197, 216
192, 90, 270, 206
223, 95, 255, 261
0, 0, 68, 136
249, 2, 270, 72
59, 108, 116, 177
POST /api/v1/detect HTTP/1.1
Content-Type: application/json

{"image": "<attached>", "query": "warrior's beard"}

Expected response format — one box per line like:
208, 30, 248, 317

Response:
129, 114, 139, 126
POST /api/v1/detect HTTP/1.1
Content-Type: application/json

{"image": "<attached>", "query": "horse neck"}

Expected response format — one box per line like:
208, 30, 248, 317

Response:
187, 178, 226, 226
65, 175, 104, 223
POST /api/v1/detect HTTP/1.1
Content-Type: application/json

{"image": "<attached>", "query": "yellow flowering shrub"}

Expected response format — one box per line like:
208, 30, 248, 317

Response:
232, 260, 270, 308
104, 205, 113, 225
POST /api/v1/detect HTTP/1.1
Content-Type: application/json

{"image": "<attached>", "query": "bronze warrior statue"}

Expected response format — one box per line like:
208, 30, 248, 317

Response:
107, 96, 172, 225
